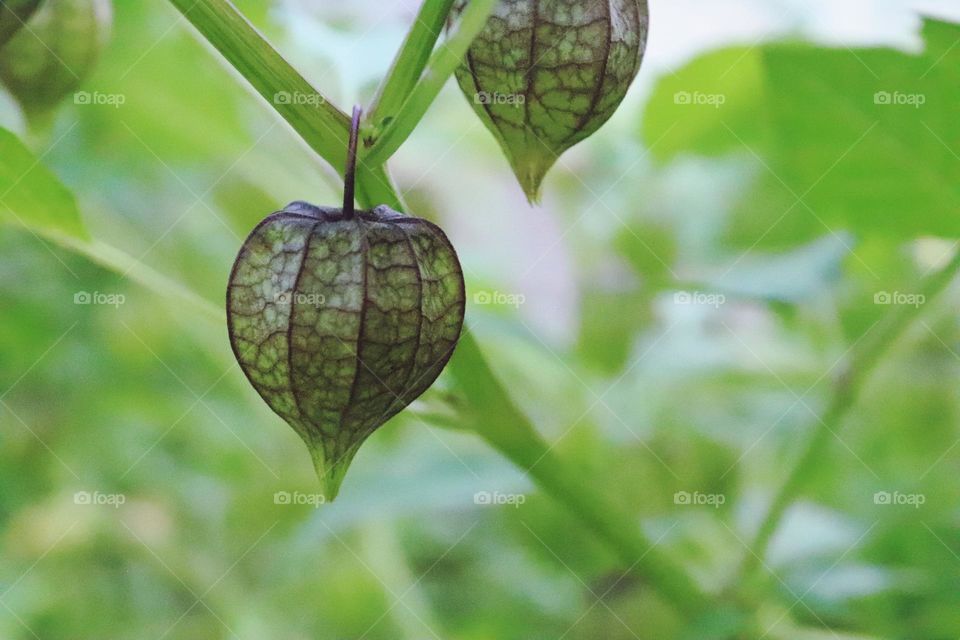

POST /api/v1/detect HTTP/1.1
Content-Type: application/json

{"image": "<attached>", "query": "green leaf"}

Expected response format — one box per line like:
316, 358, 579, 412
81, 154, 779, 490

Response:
643, 18, 960, 240
763, 20, 960, 238
166, 0, 403, 211
700, 234, 850, 304
641, 45, 768, 162
0, 127, 87, 238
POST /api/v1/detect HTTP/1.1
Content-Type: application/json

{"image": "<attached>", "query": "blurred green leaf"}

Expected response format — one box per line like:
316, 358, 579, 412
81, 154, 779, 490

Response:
763, 19, 960, 238
642, 46, 768, 162
644, 18, 960, 240
0, 127, 87, 238
700, 234, 850, 304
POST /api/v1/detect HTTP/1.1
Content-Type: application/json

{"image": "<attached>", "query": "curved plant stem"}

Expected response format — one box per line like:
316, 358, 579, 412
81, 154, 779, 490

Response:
168, 0, 403, 211
367, 0, 458, 128
167, 0, 348, 160
363, 0, 498, 166
448, 332, 710, 616
49, 231, 226, 325
740, 247, 960, 580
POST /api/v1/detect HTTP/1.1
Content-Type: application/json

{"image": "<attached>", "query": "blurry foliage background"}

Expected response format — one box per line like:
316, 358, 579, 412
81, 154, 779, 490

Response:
2, 0, 960, 638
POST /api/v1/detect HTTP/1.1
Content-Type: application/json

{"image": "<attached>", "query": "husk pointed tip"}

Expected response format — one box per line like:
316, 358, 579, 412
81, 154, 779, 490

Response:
307, 442, 357, 503
520, 174, 544, 205
523, 188, 543, 206
509, 148, 556, 206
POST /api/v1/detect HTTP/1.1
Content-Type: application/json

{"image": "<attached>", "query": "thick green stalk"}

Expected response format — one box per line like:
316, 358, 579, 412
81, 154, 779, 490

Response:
367, 0, 457, 128
167, 0, 402, 210
741, 248, 960, 579
448, 332, 711, 616
363, 0, 498, 166
49, 231, 226, 325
